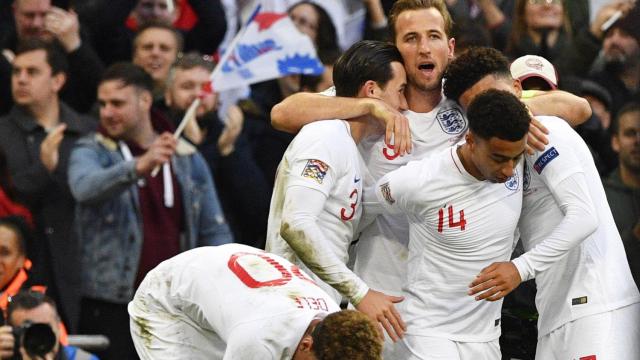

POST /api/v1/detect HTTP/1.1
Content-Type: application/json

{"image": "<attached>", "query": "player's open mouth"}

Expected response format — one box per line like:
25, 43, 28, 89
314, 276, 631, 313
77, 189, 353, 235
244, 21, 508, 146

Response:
418, 63, 435, 73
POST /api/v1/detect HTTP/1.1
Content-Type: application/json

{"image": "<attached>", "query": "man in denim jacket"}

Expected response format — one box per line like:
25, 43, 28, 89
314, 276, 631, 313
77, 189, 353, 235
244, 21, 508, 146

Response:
68, 63, 232, 360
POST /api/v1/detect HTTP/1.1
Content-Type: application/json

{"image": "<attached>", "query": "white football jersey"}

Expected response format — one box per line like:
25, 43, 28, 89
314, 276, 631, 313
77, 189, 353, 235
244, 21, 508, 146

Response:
266, 120, 367, 302
518, 116, 640, 337
355, 98, 467, 295
375, 146, 523, 342
131, 244, 340, 358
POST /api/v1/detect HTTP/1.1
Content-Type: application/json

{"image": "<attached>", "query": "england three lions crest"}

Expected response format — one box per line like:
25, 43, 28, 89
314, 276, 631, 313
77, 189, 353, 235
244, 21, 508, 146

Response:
436, 108, 466, 135
505, 168, 519, 191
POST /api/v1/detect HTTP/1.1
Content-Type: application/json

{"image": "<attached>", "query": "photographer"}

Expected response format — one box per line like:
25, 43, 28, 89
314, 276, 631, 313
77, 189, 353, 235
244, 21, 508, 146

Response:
0, 291, 97, 360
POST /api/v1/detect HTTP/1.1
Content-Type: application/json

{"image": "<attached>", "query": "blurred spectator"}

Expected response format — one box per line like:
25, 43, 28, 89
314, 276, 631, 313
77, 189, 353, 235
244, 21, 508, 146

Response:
0, 216, 35, 312
0, 53, 11, 116
68, 63, 232, 359
510, 54, 557, 90
0, 149, 32, 226
1, 291, 98, 360
506, 0, 574, 71
604, 102, 640, 290
288, 1, 340, 64
2, 0, 105, 114
79, 0, 226, 66
575, 79, 618, 175
0, 39, 96, 333
162, 53, 270, 248
446, 0, 513, 50
589, 4, 640, 118
131, 22, 182, 101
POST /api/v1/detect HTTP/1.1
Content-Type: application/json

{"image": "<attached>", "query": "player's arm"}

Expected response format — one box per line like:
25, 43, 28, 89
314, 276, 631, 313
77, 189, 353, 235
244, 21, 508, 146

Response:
469, 172, 598, 301
271, 91, 411, 156
281, 185, 405, 341
522, 90, 592, 127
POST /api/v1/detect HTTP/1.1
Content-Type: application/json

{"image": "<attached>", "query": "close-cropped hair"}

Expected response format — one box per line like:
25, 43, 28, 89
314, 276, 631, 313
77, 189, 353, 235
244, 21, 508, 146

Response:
443, 47, 511, 103
467, 89, 530, 141
311, 310, 382, 360
389, 0, 453, 41
7, 290, 59, 324
15, 38, 68, 76
134, 20, 184, 54
611, 102, 640, 135
100, 62, 154, 93
333, 40, 403, 97
166, 52, 215, 88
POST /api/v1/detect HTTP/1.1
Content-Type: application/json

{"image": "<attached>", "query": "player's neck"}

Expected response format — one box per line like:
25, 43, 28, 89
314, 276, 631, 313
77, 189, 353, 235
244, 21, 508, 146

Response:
405, 84, 442, 113
348, 117, 379, 145
457, 145, 484, 181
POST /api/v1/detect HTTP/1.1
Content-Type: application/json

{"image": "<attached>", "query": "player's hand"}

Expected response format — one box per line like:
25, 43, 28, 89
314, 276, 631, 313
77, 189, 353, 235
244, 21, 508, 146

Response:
0, 326, 15, 359
525, 117, 549, 155
135, 132, 177, 175
45, 7, 81, 52
468, 261, 522, 302
354, 289, 406, 342
40, 123, 66, 173
368, 98, 412, 156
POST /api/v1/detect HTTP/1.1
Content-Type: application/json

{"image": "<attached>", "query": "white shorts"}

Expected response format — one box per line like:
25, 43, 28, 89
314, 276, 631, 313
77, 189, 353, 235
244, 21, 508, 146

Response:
128, 269, 225, 360
536, 302, 640, 360
391, 334, 500, 360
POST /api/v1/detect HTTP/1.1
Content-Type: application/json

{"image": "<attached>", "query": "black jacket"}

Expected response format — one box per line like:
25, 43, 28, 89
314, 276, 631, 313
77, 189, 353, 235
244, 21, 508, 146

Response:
0, 102, 97, 330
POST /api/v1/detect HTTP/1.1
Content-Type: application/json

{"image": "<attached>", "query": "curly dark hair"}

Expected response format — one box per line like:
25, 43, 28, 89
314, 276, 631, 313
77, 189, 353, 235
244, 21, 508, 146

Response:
311, 310, 382, 360
467, 89, 530, 141
443, 47, 511, 104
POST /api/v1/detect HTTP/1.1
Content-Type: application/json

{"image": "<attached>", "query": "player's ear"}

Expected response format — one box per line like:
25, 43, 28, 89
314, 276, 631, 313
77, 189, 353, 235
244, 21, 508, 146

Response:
292, 335, 314, 360
362, 80, 378, 98
465, 132, 474, 149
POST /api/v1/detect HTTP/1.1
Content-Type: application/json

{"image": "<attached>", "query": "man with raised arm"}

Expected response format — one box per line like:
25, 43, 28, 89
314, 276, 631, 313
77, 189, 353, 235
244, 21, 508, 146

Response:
444, 47, 640, 360
266, 40, 408, 342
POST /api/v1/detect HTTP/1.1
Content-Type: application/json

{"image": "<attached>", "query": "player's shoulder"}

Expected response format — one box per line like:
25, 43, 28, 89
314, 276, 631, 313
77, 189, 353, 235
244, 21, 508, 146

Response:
298, 120, 349, 139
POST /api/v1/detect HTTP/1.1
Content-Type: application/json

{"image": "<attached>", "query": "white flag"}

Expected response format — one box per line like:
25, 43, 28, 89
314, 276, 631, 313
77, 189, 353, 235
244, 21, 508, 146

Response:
211, 10, 324, 92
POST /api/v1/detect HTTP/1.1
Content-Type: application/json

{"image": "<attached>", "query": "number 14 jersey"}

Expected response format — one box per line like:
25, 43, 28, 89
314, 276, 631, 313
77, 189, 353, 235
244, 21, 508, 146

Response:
374, 146, 523, 342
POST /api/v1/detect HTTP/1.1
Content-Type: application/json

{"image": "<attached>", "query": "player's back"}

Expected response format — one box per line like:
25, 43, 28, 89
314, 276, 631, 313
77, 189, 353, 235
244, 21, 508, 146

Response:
139, 244, 340, 357
376, 146, 522, 342
519, 116, 640, 337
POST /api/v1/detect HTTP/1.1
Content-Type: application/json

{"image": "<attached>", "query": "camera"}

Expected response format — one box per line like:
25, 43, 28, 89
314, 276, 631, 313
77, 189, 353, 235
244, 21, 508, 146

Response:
11, 321, 56, 359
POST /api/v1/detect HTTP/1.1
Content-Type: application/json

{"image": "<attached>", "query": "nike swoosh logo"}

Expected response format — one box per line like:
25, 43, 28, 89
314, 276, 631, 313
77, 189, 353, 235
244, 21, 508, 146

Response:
354, 177, 361, 183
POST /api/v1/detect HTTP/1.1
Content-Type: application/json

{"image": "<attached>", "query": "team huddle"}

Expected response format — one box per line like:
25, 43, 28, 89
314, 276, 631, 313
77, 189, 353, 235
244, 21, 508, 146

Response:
127, 0, 640, 359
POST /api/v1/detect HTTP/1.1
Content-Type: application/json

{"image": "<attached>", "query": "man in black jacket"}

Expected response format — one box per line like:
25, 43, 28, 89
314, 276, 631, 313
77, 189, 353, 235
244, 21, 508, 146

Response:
0, 39, 96, 332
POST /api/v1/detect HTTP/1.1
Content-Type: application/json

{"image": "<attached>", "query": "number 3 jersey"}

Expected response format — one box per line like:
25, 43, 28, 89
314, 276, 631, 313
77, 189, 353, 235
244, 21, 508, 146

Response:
374, 146, 523, 342
129, 244, 340, 359
266, 120, 369, 303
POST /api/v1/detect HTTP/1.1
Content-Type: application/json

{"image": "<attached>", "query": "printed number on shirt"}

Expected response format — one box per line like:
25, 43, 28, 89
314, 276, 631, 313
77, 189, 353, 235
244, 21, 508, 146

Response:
228, 252, 317, 288
437, 205, 466, 233
382, 143, 399, 161
340, 189, 359, 221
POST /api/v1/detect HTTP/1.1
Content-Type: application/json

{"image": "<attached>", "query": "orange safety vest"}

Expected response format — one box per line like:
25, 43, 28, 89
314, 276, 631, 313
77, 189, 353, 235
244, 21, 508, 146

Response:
0, 259, 68, 345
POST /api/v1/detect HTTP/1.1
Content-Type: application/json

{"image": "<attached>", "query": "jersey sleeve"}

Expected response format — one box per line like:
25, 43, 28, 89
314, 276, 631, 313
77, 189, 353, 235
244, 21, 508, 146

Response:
512, 172, 598, 281
281, 185, 370, 304
374, 160, 424, 215
286, 134, 342, 197
526, 121, 583, 187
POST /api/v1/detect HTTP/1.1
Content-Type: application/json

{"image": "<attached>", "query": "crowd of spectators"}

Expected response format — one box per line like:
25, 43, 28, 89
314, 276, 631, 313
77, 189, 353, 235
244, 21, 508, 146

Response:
0, 0, 638, 359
